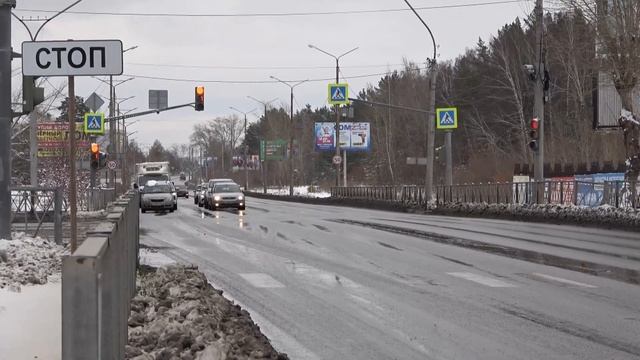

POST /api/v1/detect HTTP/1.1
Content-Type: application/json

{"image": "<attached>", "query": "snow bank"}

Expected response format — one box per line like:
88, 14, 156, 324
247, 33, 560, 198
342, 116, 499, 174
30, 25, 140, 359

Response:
434, 202, 640, 229
250, 186, 330, 198
0, 233, 65, 292
139, 247, 176, 268
127, 265, 288, 359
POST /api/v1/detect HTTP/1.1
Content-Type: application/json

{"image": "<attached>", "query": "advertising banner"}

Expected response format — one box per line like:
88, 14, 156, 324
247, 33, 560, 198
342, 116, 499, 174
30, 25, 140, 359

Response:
314, 122, 371, 152
575, 172, 624, 207
37, 122, 90, 157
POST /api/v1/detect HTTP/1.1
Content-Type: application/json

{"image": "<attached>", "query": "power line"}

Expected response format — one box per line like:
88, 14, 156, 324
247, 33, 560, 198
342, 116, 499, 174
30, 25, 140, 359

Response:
126, 62, 406, 70
123, 67, 427, 84
15, 1, 529, 18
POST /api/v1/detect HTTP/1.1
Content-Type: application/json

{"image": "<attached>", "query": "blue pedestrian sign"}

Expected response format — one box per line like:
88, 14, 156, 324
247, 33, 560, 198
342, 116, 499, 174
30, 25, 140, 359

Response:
328, 83, 349, 105
436, 107, 458, 130
84, 112, 105, 135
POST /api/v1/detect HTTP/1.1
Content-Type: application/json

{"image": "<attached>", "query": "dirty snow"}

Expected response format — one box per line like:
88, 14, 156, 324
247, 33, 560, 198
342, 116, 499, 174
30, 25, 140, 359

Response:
139, 247, 177, 268
251, 186, 330, 198
0, 233, 65, 291
127, 265, 288, 359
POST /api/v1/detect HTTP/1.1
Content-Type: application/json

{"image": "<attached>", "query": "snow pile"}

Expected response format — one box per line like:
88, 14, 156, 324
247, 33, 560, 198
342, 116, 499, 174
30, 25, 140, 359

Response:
251, 186, 330, 198
127, 265, 288, 360
434, 202, 640, 228
0, 233, 65, 291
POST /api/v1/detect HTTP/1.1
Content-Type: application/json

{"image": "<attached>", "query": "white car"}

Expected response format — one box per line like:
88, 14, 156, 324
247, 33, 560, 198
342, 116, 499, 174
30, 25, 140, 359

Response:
140, 181, 177, 213
207, 182, 245, 211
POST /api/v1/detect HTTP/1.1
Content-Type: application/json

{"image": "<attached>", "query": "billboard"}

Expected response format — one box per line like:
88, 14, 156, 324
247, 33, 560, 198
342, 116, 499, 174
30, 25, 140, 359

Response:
37, 122, 91, 158
315, 122, 371, 152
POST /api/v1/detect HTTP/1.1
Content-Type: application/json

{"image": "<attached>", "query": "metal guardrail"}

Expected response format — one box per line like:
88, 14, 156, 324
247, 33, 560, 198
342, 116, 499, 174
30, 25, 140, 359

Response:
81, 187, 117, 211
10, 186, 63, 244
62, 190, 140, 359
331, 181, 640, 209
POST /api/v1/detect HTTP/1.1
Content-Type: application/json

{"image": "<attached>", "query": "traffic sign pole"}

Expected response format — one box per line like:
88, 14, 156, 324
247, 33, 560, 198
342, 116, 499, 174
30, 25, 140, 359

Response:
445, 131, 452, 186
0, 0, 14, 240
68, 76, 78, 253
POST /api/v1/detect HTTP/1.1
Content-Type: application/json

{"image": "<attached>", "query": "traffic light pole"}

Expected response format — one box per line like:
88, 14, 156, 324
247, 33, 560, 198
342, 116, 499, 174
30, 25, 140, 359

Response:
0, 0, 14, 240
533, 0, 545, 181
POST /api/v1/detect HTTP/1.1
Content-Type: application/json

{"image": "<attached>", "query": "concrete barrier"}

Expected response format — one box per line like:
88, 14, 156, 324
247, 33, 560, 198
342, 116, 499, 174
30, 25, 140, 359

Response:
61, 190, 139, 359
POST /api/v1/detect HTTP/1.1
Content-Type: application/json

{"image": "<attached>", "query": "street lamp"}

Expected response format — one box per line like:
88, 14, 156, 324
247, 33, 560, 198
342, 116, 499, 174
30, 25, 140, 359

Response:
230, 106, 257, 191
308, 44, 358, 187
402, 0, 439, 199
247, 96, 278, 194
269, 76, 309, 196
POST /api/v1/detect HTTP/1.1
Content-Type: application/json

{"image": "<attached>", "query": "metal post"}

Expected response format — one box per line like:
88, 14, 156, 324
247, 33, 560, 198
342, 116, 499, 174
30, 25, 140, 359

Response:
445, 130, 452, 186
68, 76, 78, 252
244, 114, 249, 191
30, 113, 38, 186
335, 59, 341, 187
290, 89, 294, 196
0, 0, 15, 240
343, 149, 347, 187
54, 188, 62, 245
533, 0, 545, 181
425, 64, 437, 202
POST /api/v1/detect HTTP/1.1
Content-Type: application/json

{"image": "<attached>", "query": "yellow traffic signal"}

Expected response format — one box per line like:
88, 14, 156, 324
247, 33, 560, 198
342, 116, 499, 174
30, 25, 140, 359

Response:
195, 86, 205, 111
91, 143, 99, 154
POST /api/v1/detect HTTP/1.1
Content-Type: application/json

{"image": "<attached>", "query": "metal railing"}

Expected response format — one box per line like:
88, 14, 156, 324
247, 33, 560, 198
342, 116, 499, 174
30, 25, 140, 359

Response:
80, 187, 117, 211
331, 181, 640, 209
62, 190, 140, 359
332, 185, 426, 205
10, 186, 63, 244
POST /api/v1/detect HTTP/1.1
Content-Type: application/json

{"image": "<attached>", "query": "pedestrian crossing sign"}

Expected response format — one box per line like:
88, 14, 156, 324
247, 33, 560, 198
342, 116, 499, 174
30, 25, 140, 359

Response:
436, 107, 458, 130
84, 112, 105, 135
328, 83, 349, 105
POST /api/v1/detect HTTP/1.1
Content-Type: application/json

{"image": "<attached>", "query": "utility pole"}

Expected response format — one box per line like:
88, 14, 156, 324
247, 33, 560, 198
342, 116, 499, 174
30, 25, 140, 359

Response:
248, 96, 277, 194
308, 44, 359, 187
68, 76, 78, 252
230, 106, 257, 191
0, 0, 15, 240
269, 77, 308, 196
403, 0, 438, 203
533, 0, 545, 181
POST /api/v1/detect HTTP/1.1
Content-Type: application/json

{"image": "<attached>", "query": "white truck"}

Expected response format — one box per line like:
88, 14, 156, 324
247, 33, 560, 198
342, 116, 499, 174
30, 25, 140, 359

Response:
135, 161, 170, 191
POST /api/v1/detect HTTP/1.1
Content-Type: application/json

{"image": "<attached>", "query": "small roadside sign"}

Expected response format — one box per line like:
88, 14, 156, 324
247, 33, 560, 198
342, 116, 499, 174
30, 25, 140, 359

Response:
328, 83, 349, 105
107, 160, 117, 170
436, 107, 458, 130
84, 92, 105, 112
332, 155, 342, 165
84, 112, 105, 135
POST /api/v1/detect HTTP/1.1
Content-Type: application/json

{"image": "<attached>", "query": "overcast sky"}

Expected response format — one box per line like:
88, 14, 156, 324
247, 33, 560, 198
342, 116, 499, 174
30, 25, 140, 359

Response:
11, 0, 534, 151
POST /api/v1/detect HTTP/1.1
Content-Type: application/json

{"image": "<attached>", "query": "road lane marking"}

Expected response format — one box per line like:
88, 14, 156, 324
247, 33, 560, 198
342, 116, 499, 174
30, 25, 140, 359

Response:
447, 272, 517, 288
531, 273, 597, 288
240, 273, 285, 288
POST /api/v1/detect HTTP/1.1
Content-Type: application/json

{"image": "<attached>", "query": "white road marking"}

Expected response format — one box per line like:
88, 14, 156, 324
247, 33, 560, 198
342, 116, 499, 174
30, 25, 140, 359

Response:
531, 273, 597, 288
240, 273, 285, 288
447, 272, 517, 288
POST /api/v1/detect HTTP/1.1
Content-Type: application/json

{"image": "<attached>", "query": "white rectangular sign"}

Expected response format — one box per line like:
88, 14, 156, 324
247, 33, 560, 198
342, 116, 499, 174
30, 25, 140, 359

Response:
22, 40, 123, 76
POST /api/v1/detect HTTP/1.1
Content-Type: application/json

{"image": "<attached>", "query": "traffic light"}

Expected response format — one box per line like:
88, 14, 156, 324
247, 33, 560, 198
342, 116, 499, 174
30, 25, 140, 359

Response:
195, 86, 205, 111
529, 117, 539, 151
90, 143, 100, 170
23, 76, 45, 113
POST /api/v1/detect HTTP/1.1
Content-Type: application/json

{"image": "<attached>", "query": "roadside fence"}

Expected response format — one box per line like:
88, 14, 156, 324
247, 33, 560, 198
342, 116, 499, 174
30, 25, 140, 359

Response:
10, 186, 63, 244
331, 181, 640, 209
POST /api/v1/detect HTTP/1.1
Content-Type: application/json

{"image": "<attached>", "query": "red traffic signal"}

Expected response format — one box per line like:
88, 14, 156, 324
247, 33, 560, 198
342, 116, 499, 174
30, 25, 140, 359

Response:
195, 86, 205, 111
530, 117, 539, 130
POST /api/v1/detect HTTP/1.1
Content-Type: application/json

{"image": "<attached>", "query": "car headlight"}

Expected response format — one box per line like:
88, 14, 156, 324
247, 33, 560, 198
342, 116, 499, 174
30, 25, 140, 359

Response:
238, 195, 244, 200
214, 195, 221, 201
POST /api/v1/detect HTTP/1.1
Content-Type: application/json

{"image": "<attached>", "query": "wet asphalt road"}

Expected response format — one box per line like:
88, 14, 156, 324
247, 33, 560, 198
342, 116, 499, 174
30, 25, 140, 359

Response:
140, 195, 640, 360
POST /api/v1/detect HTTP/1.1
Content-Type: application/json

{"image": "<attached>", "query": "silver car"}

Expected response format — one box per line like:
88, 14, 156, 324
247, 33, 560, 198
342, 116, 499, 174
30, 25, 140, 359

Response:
140, 181, 177, 213
208, 182, 245, 211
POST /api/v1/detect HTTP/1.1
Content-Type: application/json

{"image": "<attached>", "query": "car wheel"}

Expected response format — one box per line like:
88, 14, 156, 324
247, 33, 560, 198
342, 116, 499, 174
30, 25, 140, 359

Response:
174, 204, 178, 211
238, 206, 245, 211
141, 209, 146, 213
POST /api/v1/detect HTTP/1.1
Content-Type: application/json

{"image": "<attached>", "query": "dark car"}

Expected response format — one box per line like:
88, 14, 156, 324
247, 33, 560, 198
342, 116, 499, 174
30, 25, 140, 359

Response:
175, 185, 189, 198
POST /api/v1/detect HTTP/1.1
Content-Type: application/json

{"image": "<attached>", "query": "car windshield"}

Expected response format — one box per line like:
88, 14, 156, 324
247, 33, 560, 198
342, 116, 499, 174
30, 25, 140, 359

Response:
213, 184, 241, 193
143, 184, 172, 193
139, 174, 169, 186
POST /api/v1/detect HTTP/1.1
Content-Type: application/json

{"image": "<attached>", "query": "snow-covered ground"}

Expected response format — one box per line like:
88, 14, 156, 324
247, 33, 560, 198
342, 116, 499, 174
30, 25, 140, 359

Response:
0, 233, 64, 360
250, 186, 331, 198
139, 247, 177, 268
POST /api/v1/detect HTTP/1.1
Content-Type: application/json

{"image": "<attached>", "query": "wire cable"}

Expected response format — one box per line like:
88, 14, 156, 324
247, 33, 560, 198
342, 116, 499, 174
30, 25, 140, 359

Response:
14, 1, 530, 18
